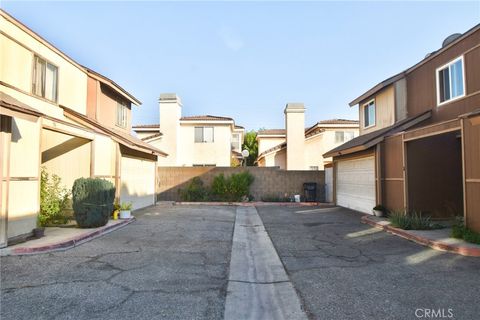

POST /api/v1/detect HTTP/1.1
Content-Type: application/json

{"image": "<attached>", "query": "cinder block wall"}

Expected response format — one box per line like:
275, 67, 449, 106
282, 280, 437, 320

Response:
157, 167, 325, 202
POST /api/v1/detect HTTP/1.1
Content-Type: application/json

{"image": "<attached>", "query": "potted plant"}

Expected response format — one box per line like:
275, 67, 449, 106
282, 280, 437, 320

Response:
119, 202, 133, 219
33, 215, 46, 238
113, 200, 120, 220
373, 205, 386, 217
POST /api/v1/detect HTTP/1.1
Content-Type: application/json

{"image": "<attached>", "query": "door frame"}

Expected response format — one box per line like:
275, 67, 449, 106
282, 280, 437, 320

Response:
0, 115, 12, 248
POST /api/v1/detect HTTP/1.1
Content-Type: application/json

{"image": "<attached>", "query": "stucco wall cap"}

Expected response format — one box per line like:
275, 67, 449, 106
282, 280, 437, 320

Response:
284, 103, 305, 113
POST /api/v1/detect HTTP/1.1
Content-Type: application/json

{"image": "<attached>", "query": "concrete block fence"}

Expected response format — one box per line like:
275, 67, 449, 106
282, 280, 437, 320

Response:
156, 167, 325, 202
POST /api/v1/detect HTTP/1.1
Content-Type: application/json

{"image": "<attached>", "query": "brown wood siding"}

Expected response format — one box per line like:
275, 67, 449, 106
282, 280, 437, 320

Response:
381, 135, 405, 211
406, 29, 480, 123
463, 116, 480, 232
465, 46, 480, 93
97, 83, 132, 133
404, 119, 461, 141
86, 76, 97, 120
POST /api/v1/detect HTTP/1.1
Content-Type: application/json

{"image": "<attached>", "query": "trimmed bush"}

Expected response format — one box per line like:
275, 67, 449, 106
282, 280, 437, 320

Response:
211, 172, 254, 202
179, 177, 208, 201
72, 178, 115, 228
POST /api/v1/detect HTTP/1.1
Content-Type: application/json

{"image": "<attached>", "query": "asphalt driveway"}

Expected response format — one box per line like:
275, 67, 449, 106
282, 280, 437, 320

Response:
0, 205, 236, 320
257, 206, 480, 320
2, 204, 480, 320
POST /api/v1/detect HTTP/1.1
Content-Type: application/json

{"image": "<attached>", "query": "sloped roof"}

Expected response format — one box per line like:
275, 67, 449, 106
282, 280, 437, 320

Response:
83, 67, 141, 106
349, 72, 405, 106
180, 115, 234, 121
132, 124, 161, 129
141, 132, 163, 141
349, 23, 480, 107
257, 142, 287, 159
257, 129, 286, 136
0, 92, 43, 117
323, 111, 432, 158
0, 10, 141, 107
316, 119, 359, 125
258, 119, 358, 138
61, 106, 167, 157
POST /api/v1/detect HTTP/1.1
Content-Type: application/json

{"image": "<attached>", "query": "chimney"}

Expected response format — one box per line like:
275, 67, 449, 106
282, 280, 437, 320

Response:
284, 103, 305, 170
159, 93, 182, 166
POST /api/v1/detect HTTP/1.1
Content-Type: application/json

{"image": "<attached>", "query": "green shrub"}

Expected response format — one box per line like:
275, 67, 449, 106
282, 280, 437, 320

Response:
211, 172, 254, 202
39, 168, 70, 227
210, 174, 228, 200
463, 228, 480, 244
388, 210, 441, 230
179, 177, 208, 201
451, 217, 480, 244
72, 178, 115, 228
179, 172, 254, 202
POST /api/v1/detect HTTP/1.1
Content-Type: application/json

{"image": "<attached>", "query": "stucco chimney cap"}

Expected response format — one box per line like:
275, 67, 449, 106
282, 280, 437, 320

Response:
284, 103, 305, 113
159, 93, 181, 103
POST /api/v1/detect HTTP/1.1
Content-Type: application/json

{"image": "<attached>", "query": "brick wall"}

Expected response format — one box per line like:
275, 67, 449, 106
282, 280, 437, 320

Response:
157, 167, 325, 202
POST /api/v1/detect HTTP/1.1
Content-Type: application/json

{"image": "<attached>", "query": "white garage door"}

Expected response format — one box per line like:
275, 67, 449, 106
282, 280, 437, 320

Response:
336, 156, 376, 214
120, 156, 156, 210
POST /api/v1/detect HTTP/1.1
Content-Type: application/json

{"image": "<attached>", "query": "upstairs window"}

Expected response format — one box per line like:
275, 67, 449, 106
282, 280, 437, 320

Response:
231, 133, 240, 150
363, 100, 375, 128
116, 102, 128, 128
194, 127, 214, 143
437, 56, 465, 105
32, 56, 58, 102
334, 131, 355, 144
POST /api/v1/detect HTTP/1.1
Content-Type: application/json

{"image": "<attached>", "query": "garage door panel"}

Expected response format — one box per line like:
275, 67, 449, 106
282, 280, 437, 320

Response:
120, 156, 155, 210
336, 157, 375, 214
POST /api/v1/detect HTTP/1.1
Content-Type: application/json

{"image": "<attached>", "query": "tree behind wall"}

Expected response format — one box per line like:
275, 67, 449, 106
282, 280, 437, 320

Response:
242, 130, 258, 166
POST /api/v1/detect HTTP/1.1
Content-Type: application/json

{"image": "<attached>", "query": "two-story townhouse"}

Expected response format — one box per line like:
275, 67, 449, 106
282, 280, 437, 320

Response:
0, 10, 165, 247
324, 24, 480, 232
133, 93, 245, 167
256, 103, 359, 172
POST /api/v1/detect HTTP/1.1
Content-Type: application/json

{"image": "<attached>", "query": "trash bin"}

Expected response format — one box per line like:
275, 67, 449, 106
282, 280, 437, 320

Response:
303, 182, 317, 202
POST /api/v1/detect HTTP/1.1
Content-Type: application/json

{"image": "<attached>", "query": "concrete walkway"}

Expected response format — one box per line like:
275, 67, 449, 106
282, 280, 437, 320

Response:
0, 218, 134, 256
224, 206, 307, 320
362, 215, 480, 257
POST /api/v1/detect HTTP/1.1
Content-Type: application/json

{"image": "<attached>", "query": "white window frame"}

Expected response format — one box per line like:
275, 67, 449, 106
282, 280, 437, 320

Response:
436, 55, 466, 107
32, 55, 58, 103
116, 101, 128, 128
334, 131, 344, 144
363, 99, 376, 129
231, 133, 241, 150
194, 126, 214, 143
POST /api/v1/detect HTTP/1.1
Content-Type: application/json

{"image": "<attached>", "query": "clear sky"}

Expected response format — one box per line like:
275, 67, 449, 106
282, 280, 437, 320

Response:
3, 1, 479, 131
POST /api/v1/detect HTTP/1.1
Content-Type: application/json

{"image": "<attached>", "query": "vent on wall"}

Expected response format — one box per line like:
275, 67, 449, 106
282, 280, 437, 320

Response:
442, 33, 462, 48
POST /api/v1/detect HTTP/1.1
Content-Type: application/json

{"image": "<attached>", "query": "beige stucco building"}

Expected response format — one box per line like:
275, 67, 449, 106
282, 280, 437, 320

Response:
257, 103, 359, 170
0, 10, 165, 247
133, 93, 245, 167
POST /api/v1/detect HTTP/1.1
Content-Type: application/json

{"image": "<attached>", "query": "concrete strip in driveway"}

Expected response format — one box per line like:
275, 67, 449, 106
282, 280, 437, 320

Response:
224, 206, 307, 320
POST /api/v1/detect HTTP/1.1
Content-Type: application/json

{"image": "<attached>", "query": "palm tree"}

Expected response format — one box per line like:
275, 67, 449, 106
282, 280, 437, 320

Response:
242, 130, 258, 166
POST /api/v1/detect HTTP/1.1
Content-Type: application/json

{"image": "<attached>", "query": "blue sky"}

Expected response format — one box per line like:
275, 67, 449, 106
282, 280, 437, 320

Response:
3, 1, 479, 130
